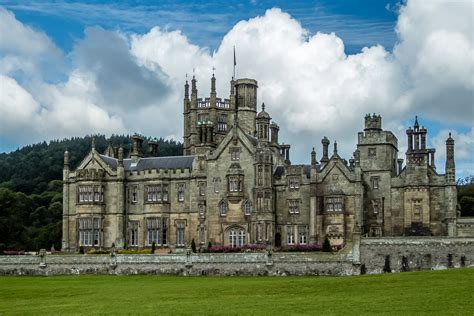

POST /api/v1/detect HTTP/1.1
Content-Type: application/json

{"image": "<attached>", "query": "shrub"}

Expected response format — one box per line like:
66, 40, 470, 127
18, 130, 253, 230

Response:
276, 244, 322, 252
322, 237, 332, 252
207, 244, 267, 253
118, 249, 152, 254
79, 246, 84, 254
151, 242, 156, 254
191, 239, 197, 253
87, 249, 111, 255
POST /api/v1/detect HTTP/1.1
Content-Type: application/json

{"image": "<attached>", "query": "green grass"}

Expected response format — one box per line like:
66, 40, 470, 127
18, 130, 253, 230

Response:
0, 269, 473, 315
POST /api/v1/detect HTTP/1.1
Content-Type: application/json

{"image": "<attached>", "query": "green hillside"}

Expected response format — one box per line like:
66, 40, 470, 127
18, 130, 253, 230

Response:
0, 135, 182, 251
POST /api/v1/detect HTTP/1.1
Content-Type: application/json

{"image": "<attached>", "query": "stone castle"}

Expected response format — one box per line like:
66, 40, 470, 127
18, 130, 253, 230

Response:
61, 74, 460, 252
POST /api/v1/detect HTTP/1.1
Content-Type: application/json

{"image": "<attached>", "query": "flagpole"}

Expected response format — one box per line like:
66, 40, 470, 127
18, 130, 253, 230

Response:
233, 46, 236, 80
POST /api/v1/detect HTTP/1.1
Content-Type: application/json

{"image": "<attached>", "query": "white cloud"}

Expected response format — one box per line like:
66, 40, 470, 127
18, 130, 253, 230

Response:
0, 1, 472, 177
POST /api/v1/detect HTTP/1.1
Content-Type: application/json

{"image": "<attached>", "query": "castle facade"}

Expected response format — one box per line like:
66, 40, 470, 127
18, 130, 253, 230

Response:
62, 75, 458, 251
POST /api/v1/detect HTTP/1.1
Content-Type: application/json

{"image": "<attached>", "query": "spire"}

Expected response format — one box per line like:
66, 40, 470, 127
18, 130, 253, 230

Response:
262, 102, 265, 112
184, 74, 189, 100
311, 147, 317, 165
211, 68, 216, 94
414, 115, 419, 130
191, 69, 197, 95
233, 46, 236, 79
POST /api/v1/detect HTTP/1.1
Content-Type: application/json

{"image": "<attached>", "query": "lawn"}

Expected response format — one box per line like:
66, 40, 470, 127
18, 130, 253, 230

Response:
0, 269, 472, 315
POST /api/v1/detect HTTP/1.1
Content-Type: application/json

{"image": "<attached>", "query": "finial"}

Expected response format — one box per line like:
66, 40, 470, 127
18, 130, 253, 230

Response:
262, 102, 265, 111
312, 147, 315, 152
212, 66, 215, 77
449, 132, 451, 137
92, 137, 96, 150
192, 68, 195, 79
334, 141, 338, 154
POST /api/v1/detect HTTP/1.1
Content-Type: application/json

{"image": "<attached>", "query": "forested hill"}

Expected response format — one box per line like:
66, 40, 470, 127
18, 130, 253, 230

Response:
0, 135, 182, 252
0, 135, 183, 195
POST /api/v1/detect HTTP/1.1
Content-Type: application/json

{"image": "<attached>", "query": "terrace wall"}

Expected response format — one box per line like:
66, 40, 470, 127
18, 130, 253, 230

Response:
0, 237, 472, 276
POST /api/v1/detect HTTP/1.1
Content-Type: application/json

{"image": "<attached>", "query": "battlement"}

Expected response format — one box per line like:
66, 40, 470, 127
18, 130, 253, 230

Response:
358, 130, 398, 148
364, 113, 382, 131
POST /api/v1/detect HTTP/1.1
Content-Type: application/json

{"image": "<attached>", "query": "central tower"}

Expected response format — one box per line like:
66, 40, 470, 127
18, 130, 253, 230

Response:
235, 78, 258, 136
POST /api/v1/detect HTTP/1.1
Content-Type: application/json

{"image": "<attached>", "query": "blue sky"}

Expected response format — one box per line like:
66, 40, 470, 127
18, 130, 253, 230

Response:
0, 0, 472, 176
1, 0, 399, 54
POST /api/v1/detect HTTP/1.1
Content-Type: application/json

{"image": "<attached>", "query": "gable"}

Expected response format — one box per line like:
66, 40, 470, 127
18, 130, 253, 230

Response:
209, 125, 256, 161
74, 150, 115, 176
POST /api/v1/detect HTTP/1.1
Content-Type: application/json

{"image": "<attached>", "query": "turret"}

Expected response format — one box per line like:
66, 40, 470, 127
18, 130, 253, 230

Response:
104, 144, 115, 158
364, 113, 382, 131
311, 147, 317, 166
446, 133, 455, 183
256, 103, 270, 143
148, 138, 159, 156
321, 137, 330, 163
235, 78, 258, 135
184, 79, 189, 101
130, 134, 144, 162
118, 146, 124, 168
270, 122, 279, 145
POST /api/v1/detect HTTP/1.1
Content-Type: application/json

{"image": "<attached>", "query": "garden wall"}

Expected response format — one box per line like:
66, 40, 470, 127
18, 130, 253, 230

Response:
0, 251, 356, 276
359, 237, 474, 274
0, 237, 472, 276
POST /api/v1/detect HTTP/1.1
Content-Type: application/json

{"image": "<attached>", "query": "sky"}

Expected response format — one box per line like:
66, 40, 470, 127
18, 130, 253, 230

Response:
0, 0, 473, 177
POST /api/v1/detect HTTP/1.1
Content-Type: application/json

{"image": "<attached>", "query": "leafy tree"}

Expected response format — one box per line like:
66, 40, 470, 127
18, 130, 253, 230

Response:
0, 134, 182, 251
458, 178, 474, 217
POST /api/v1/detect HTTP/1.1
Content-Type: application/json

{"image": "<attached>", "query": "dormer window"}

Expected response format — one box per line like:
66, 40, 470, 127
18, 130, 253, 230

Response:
289, 177, 300, 190
230, 147, 240, 161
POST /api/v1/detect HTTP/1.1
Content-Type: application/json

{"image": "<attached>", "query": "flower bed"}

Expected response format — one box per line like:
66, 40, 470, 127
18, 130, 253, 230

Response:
205, 244, 267, 253
275, 244, 322, 252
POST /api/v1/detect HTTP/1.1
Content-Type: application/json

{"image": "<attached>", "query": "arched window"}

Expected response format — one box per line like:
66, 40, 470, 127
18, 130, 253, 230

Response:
243, 200, 252, 215
228, 228, 245, 248
219, 200, 228, 217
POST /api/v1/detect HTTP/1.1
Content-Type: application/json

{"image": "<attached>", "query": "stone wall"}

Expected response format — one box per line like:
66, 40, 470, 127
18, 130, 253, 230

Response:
1, 237, 472, 276
359, 237, 474, 274
0, 251, 356, 276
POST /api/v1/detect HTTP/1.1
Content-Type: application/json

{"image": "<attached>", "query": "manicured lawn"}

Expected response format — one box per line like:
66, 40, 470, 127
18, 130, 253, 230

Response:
0, 269, 472, 315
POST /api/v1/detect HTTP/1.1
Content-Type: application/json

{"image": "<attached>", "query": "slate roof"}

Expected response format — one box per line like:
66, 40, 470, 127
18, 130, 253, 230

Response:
245, 133, 258, 146
99, 154, 195, 171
